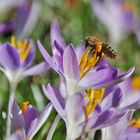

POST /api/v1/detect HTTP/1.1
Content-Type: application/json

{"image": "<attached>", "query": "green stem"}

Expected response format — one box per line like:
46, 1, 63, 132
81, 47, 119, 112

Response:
46, 114, 60, 140
6, 82, 17, 139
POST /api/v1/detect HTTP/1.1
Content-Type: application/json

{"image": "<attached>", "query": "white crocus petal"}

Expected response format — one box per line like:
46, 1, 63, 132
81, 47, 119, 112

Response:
66, 123, 83, 140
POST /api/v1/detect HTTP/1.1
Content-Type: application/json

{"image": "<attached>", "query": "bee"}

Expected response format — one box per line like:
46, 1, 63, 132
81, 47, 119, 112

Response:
84, 36, 117, 59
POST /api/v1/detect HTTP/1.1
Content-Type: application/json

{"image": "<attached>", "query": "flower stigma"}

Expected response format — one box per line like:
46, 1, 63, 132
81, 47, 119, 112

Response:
21, 101, 29, 114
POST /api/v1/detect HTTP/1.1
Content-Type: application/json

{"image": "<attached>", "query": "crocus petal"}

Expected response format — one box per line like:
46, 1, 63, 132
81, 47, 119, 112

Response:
124, 133, 140, 140
119, 92, 140, 110
112, 88, 123, 107
65, 93, 85, 140
92, 109, 114, 128
11, 100, 25, 132
7, 129, 26, 140
23, 62, 50, 76
37, 40, 63, 76
63, 44, 80, 80
0, 43, 20, 70
14, 0, 31, 37
98, 67, 135, 88
17, 0, 40, 39
65, 93, 85, 124
92, 0, 110, 25
91, 109, 127, 129
27, 103, 52, 139
0, 21, 15, 34
102, 111, 132, 140
23, 105, 38, 134
50, 20, 65, 49
43, 84, 65, 118
78, 67, 117, 91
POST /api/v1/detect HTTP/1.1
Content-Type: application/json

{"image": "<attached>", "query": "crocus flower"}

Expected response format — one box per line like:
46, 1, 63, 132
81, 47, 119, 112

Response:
0, 36, 49, 138
100, 78, 140, 112
0, 0, 40, 39
43, 84, 128, 140
92, 0, 140, 45
0, 36, 49, 86
102, 111, 140, 140
38, 20, 135, 98
7, 100, 52, 140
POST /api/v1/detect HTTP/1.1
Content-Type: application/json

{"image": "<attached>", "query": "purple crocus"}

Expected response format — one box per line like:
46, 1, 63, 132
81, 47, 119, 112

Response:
38, 40, 134, 97
92, 0, 140, 45
43, 84, 128, 140
7, 100, 52, 140
0, 0, 40, 39
102, 111, 140, 140
100, 78, 140, 112
0, 36, 49, 138
0, 36, 49, 85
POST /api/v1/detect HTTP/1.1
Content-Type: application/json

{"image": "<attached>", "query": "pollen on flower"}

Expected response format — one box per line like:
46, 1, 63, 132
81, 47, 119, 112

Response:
21, 101, 29, 114
85, 88, 105, 119
10, 36, 31, 62
130, 118, 140, 128
79, 49, 99, 79
132, 76, 140, 91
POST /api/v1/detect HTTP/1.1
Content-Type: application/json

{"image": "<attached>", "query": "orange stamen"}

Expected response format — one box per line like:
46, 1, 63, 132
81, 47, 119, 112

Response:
132, 76, 140, 91
21, 101, 29, 114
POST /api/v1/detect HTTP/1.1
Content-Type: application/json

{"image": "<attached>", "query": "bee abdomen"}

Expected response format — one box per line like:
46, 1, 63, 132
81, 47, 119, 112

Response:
102, 43, 117, 59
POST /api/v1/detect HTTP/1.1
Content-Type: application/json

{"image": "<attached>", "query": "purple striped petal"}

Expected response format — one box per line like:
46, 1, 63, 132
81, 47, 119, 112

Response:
50, 20, 65, 49
43, 84, 65, 118
112, 88, 123, 107
0, 43, 20, 70
78, 67, 117, 90
92, 109, 114, 128
63, 44, 80, 81
37, 40, 63, 76
23, 62, 50, 76
23, 105, 38, 134
11, 100, 25, 132
27, 103, 52, 139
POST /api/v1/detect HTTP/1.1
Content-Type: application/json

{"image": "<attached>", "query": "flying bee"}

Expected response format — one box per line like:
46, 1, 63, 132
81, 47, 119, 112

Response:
84, 36, 117, 59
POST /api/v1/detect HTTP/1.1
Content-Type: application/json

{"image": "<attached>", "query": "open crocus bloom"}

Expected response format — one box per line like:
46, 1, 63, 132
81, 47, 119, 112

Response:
0, 36, 49, 85
38, 40, 134, 97
8, 100, 52, 140
92, 0, 139, 45
43, 84, 128, 140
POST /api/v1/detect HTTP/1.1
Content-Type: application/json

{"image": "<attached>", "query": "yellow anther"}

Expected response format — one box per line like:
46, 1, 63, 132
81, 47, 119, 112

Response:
132, 76, 140, 91
20, 43, 31, 61
10, 37, 31, 62
85, 88, 105, 119
11, 36, 16, 47
21, 101, 29, 114
79, 50, 100, 79
130, 118, 140, 128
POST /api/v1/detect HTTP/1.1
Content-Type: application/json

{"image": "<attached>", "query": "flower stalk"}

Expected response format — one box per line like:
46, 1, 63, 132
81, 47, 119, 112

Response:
6, 82, 17, 138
